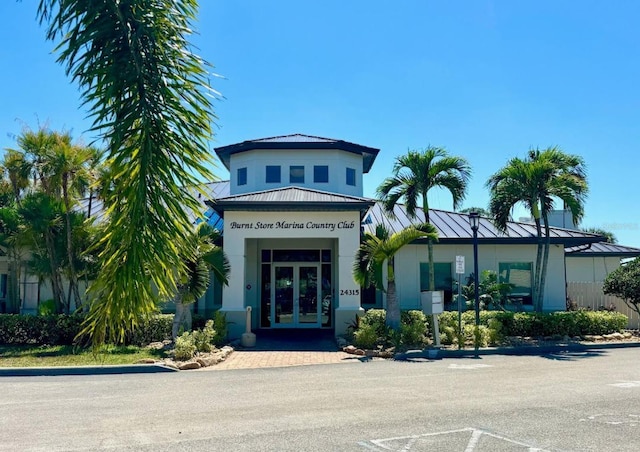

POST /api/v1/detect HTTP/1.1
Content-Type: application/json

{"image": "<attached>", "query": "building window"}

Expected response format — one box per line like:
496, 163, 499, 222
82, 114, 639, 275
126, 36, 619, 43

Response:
289, 165, 304, 184
314, 165, 329, 183
420, 262, 454, 304
266, 165, 281, 183
346, 167, 356, 186
237, 167, 247, 186
499, 262, 533, 305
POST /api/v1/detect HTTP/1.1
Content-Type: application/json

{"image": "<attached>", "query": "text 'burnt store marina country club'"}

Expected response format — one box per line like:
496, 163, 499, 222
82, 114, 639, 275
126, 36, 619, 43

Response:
228, 220, 357, 231
163, 133, 639, 340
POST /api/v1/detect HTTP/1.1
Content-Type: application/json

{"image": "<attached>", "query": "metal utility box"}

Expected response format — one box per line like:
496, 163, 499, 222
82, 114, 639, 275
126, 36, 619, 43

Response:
421, 290, 444, 315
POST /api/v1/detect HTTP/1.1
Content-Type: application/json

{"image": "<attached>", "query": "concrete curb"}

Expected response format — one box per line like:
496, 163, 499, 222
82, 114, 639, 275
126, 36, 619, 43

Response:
395, 341, 640, 361
0, 363, 178, 377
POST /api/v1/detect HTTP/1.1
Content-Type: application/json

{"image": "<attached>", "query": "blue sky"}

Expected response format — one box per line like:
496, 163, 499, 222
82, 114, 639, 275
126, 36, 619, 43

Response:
2, 1, 639, 247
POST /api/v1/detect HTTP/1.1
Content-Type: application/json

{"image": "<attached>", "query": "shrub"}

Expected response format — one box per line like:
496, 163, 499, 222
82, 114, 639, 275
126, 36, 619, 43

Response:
174, 332, 197, 361
38, 299, 56, 316
360, 309, 387, 337
400, 310, 428, 346
192, 320, 216, 353
352, 323, 379, 349
127, 315, 174, 346
211, 311, 228, 346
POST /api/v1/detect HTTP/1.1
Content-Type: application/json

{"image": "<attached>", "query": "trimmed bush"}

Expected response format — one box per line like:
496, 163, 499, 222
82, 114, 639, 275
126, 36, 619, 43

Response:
437, 310, 627, 341
352, 309, 428, 349
0, 313, 225, 346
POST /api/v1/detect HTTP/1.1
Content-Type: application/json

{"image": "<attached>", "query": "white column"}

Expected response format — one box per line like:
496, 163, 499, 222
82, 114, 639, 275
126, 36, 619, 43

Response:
334, 227, 364, 336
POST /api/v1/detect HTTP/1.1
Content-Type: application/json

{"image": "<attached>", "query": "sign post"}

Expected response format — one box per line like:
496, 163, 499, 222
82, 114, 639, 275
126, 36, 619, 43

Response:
455, 256, 465, 350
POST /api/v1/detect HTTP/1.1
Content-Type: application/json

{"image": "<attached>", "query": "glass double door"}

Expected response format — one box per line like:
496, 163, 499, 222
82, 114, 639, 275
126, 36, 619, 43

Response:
272, 264, 321, 327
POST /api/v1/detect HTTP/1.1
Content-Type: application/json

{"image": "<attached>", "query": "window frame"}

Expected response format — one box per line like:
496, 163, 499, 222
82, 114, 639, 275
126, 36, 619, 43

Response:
237, 167, 247, 186
289, 165, 305, 184
313, 165, 329, 183
346, 167, 356, 186
265, 165, 281, 183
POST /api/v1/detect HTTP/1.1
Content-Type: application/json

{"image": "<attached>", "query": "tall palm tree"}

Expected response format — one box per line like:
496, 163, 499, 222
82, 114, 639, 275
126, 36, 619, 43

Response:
37, 1, 219, 345
353, 223, 438, 331
377, 147, 471, 292
172, 223, 230, 340
46, 133, 92, 310
487, 147, 587, 311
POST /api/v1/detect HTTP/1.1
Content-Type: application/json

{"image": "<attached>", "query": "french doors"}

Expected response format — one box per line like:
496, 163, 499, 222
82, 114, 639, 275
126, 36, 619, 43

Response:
271, 264, 321, 327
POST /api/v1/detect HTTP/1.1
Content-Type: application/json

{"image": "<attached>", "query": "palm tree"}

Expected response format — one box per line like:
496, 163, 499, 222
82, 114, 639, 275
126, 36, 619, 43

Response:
37, 1, 219, 345
377, 147, 471, 292
353, 223, 438, 331
45, 133, 92, 310
487, 147, 587, 311
172, 223, 230, 340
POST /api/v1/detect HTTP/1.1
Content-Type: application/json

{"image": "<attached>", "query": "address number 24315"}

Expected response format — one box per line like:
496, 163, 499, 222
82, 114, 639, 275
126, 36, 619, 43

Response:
340, 289, 360, 296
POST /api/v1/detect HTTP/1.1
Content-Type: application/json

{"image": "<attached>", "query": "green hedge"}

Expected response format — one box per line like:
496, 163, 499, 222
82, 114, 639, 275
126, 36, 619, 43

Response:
0, 313, 208, 346
438, 310, 628, 339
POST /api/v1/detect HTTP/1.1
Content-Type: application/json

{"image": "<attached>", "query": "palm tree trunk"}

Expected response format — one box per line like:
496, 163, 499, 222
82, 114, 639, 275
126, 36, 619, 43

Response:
538, 219, 552, 312
533, 217, 544, 312
427, 239, 435, 291
63, 178, 83, 310
44, 229, 65, 313
385, 280, 400, 331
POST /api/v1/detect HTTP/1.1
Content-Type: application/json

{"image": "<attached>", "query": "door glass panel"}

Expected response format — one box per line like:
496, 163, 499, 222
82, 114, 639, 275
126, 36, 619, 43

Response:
298, 266, 318, 324
274, 266, 294, 324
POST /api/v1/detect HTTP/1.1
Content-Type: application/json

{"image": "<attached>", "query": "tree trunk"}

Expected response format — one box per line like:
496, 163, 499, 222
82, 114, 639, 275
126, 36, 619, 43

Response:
63, 178, 83, 310
538, 220, 552, 312
44, 229, 65, 313
171, 293, 193, 341
385, 280, 400, 331
533, 217, 544, 312
427, 239, 435, 291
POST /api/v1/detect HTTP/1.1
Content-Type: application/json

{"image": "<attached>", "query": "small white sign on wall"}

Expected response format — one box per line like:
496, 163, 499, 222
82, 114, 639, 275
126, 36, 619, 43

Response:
455, 255, 465, 274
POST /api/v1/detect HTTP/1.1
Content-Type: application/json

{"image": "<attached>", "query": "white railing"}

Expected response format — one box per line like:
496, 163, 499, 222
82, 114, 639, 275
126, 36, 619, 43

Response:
567, 281, 640, 329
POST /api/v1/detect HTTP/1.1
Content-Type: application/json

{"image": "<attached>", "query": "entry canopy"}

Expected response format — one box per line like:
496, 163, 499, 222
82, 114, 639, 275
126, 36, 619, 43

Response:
214, 133, 380, 173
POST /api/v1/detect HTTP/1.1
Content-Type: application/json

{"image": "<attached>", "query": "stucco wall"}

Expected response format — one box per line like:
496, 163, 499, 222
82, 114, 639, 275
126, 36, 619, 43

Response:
392, 243, 567, 312
229, 148, 364, 197
565, 256, 621, 282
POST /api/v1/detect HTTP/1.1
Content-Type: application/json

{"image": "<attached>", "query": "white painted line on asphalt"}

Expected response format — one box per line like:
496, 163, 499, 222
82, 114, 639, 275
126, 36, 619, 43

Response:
608, 380, 640, 388
580, 414, 640, 426
448, 363, 493, 370
361, 427, 549, 451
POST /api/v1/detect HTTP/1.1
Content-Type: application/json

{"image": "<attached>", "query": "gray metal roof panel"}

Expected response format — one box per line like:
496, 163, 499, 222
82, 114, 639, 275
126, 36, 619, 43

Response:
566, 242, 640, 256
363, 203, 604, 245
212, 186, 374, 205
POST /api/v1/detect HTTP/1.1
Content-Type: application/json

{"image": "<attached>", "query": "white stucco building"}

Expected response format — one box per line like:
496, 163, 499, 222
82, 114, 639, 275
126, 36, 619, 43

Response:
5, 134, 639, 332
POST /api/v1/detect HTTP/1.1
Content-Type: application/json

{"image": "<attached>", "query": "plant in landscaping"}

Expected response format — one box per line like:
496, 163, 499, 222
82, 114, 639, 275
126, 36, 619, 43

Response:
353, 224, 437, 331
174, 332, 197, 361
487, 147, 588, 312
603, 257, 640, 318
377, 147, 471, 292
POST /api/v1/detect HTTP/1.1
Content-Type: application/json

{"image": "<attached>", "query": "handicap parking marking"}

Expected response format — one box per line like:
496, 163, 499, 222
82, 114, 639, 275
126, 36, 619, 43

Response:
608, 380, 640, 388
448, 363, 493, 370
358, 427, 548, 451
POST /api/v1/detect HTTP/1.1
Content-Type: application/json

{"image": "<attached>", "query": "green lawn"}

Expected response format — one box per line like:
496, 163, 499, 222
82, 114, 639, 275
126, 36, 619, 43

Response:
0, 344, 167, 367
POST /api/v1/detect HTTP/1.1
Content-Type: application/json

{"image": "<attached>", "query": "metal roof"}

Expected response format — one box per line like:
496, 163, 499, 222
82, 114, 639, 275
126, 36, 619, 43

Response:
363, 203, 605, 246
566, 242, 640, 257
214, 134, 380, 173
208, 186, 374, 216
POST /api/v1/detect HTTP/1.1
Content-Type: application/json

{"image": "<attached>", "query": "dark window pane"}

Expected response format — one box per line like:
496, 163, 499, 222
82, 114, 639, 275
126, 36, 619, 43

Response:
261, 264, 271, 327
266, 165, 281, 183
420, 262, 454, 303
237, 167, 247, 186
273, 249, 320, 262
289, 165, 304, 184
321, 249, 331, 262
314, 165, 329, 183
499, 262, 533, 305
346, 167, 356, 186
261, 249, 271, 262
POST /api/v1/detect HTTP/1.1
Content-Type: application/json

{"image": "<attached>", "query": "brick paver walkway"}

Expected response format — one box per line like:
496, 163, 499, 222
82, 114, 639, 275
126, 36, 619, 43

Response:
212, 349, 359, 370
203, 330, 364, 370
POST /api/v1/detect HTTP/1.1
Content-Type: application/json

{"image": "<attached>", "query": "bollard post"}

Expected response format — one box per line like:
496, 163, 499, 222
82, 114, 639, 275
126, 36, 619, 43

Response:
240, 306, 256, 347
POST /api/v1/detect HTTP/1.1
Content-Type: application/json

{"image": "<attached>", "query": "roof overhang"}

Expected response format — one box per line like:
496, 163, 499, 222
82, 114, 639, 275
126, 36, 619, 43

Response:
214, 137, 380, 173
